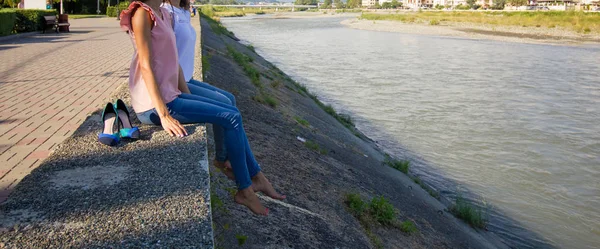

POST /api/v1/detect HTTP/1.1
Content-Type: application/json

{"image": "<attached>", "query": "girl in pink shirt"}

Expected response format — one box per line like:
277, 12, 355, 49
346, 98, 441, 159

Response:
120, 0, 284, 216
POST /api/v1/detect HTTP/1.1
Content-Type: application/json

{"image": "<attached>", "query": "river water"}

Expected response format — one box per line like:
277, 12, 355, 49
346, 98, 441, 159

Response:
221, 16, 600, 249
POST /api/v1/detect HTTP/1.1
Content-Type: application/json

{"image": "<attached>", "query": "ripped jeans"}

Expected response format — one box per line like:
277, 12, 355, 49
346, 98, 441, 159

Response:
136, 93, 259, 190
186, 79, 237, 163
138, 80, 237, 164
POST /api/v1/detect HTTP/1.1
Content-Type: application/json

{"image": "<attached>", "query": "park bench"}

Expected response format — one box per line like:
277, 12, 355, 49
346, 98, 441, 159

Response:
43, 15, 70, 33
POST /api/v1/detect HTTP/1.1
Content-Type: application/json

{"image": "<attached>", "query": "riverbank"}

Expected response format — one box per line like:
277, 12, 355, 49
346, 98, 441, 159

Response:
343, 12, 600, 45
201, 13, 509, 248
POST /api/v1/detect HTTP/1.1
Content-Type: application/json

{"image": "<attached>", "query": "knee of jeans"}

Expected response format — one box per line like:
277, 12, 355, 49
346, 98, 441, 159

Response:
216, 111, 242, 130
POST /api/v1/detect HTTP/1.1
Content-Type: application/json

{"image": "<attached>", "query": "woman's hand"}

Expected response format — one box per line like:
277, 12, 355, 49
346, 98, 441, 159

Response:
160, 114, 188, 137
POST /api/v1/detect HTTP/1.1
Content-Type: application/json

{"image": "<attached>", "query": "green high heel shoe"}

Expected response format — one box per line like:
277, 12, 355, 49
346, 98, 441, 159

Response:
114, 99, 140, 139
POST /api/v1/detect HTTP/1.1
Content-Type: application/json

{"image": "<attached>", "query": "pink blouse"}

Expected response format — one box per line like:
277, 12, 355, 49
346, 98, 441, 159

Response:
120, 2, 181, 113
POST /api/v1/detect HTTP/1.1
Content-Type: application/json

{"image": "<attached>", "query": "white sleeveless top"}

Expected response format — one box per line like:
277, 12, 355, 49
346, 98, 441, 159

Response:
162, 3, 196, 82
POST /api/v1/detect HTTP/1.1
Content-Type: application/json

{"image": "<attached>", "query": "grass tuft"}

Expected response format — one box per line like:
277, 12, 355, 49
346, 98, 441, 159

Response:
235, 234, 248, 246
450, 195, 487, 229
227, 45, 261, 88
365, 229, 383, 249
252, 93, 278, 108
429, 19, 440, 25
369, 196, 396, 225
400, 220, 418, 234
201, 54, 211, 77
270, 80, 281, 88
263, 94, 278, 107
384, 158, 410, 174
294, 116, 310, 127
305, 140, 327, 155
344, 193, 416, 247
345, 193, 367, 216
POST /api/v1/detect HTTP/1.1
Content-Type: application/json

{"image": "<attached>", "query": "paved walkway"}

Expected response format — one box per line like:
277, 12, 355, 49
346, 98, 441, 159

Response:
0, 18, 133, 202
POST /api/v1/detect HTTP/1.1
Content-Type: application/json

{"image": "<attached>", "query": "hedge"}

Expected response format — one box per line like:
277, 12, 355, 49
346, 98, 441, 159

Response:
14, 9, 58, 32
107, 2, 130, 17
0, 9, 17, 36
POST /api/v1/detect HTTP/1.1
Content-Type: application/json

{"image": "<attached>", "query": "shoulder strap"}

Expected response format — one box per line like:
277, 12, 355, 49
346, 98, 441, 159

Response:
169, 4, 175, 30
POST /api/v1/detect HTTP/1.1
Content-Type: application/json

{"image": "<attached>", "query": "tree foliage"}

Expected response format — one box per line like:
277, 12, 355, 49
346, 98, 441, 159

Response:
333, 0, 343, 8
492, 0, 505, 9
381, 0, 401, 8
210, 0, 238, 4
466, 0, 476, 7
507, 0, 526, 6
295, 0, 318, 5
346, 0, 361, 8
323, 0, 331, 8
1, 0, 17, 8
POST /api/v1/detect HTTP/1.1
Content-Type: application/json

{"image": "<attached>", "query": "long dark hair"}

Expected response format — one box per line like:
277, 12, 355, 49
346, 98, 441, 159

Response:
164, 0, 190, 11
179, 0, 190, 9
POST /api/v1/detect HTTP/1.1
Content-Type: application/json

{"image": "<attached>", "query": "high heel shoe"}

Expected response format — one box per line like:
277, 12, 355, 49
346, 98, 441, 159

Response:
98, 102, 120, 146
114, 99, 140, 139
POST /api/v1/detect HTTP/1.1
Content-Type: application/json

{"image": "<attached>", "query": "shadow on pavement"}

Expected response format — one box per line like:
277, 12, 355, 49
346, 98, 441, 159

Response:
0, 100, 213, 247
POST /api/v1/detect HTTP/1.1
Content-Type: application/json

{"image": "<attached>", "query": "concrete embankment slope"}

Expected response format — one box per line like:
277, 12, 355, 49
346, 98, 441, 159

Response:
0, 18, 213, 248
202, 16, 505, 249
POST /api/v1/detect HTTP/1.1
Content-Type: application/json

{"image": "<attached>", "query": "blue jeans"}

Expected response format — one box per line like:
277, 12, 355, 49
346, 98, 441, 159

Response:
187, 79, 236, 163
167, 94, 259, 189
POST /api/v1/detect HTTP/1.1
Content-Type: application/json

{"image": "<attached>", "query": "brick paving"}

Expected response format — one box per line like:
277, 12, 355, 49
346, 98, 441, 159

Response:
0, 18, 133, 202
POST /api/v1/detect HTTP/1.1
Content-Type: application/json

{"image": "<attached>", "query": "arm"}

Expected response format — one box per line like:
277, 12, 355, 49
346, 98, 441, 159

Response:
131, 8, 187, 137
178, 65, 191, 94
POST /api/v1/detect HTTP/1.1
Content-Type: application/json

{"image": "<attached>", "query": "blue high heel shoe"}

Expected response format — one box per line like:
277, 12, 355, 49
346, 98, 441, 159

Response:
98, 102, 120, 146
114, 99, 140, 139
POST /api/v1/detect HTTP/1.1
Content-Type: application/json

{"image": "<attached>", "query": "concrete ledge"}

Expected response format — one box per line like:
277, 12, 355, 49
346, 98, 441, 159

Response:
0, 83, 213, 248
0, 16, 213, 248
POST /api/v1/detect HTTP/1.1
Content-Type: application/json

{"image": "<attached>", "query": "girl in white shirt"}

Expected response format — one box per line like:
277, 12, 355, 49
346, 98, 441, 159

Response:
162, 0, 240, 179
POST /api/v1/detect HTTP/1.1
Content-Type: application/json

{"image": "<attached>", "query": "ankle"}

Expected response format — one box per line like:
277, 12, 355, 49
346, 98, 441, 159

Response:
238, 187, 255, 196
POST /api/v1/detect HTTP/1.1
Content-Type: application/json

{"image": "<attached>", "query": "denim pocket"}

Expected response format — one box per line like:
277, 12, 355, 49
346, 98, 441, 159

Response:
137, 109, 162, 126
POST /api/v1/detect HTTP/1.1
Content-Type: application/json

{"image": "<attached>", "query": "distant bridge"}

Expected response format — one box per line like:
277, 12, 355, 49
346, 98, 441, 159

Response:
192, 4, 318, 10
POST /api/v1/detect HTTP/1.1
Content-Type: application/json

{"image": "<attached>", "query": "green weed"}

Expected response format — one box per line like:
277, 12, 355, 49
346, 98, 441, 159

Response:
305, 140, 327, 155
365, 229, 383, 249
294, 116, 310, 127
263, 94, 278, 107
450, 195, 487, 229
227, 45, 261, 88
252, 93, 278, 108
384, 158, 410, 174
345, 193, 367, 216
201, 54, 211, 76
400, 220, 418, 234
369, 196, 396, 225
270, 80, 281, 88
235, 234, 248, 246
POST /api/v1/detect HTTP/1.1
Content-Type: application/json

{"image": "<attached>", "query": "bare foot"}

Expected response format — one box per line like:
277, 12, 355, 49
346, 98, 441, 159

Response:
214, 160, 235, 180
223, 160, 232, 170
234, 187, 269, 216
252, 172, 286, 200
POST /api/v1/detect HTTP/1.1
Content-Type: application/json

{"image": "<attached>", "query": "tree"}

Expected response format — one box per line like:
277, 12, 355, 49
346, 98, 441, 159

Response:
381, 2, 391, 8
346, 0, 361, 8
1, 0, 17, 8
466, 0, 476, 7
391, 0, 401, 8
333, 0, 343, 8
492, 0, 505, 9
295, 0, 317, 5
323, 0, 332, 8
507, 0, 526, 6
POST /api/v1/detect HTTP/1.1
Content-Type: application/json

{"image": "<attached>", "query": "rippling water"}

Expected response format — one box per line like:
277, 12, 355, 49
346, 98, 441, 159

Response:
221, 16, 600, 248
